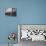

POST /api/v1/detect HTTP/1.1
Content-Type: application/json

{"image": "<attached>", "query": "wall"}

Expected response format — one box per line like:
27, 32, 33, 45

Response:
0, 0, 46, 44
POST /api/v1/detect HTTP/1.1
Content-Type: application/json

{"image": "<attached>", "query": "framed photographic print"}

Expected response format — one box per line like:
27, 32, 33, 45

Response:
18, 24, 46, 46
5, 8, 17, 16
18, 24, 46, 41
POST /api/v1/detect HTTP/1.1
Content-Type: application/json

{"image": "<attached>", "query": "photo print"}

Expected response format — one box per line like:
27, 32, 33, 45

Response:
5, 8, 17, 16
